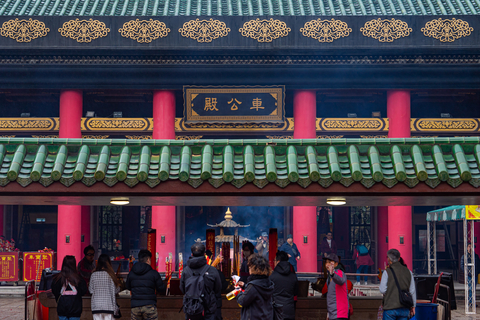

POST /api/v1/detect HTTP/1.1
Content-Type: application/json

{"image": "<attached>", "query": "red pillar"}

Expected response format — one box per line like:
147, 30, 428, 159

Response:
293, 90, 317, 272
81, 206, 90, 253
387, 90, 412, 269
153, 90, 176, 271
377, 206, 389, 268
57, 90, 83, 269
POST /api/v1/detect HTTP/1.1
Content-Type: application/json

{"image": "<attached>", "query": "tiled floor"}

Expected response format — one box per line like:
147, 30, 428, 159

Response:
1, 297, 479, 319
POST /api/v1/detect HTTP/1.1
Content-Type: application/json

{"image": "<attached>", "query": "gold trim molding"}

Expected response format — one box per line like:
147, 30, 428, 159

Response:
175, 135, 203, 140
239, 19, 290, 43
300, 18, 351, 43
360, 18, 412, 42
0, 118, 55, 131
421, 18, 474, 43
0, 18, 49, 43
179, 19, 230, 43
85, 118, 149, 131
119, 19, 170, 43
319, 118, 387, 131
59, 19, 110, 43
413, 118, 478, 131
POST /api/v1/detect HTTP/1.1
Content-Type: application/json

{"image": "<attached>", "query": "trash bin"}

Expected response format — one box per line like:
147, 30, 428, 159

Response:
415, 303, 438, 320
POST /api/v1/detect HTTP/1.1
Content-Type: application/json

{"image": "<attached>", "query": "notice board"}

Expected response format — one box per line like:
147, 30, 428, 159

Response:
23, 252, 53, 282
0, 252, 19, 282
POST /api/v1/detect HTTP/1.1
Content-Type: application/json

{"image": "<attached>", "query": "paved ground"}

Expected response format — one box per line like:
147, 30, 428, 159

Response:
0, 297, 478, 319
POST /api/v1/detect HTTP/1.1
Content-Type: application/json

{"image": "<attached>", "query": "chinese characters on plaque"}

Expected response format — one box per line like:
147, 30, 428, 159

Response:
23, 252, 53, 282
184, 86, 284, 124
0, 252, 18, 282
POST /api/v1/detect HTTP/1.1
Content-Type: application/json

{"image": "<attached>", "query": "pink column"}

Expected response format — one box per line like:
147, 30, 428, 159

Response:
81, 206, 90, 253
293, 90, 317, 272
152, 90, 176, 271
57, 90, 83, 268
387, 90, 412, 269
377, 206, 388, 268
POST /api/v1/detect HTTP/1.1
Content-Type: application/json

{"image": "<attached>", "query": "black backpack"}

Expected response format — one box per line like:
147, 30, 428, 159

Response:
183, 264, 216, 319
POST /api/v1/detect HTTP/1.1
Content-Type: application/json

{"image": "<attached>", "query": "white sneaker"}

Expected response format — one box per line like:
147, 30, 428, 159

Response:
364, 281, 368, 285
354, 282, 360, 286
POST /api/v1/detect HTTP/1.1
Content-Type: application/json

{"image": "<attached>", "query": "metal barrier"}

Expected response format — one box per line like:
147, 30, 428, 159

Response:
25, 280, 36, 320
436, 284, 451, 320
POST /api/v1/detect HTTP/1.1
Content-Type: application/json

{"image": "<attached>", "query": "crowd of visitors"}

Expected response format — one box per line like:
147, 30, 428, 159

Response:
49, 237, 417, 320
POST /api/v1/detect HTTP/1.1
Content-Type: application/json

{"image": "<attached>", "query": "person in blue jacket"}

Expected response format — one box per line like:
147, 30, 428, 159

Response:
279, 234, 301, 272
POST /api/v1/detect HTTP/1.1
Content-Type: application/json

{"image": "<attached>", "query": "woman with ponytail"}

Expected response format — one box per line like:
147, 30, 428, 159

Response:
89, 254, 121, 320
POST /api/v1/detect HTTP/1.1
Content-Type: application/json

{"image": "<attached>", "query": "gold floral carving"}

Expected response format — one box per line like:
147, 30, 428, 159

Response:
0, 18, 49, 42
58, 19, 110, 43
239, 19, 290, 43
179, 19, 230, 43
421, 18, 473, 42
360, 135, 388, 139
360, 18, 412, 42
317, 135, 344, 139
32, 135, 58, 138
186, 123, 283, 129
126, 135, 152, 140
82, 135, 110, 139
0, 118, 55, 131
321, 119, 384, 131
416, 119, 478, 131
300, 19, 351, 43
266, 135, 293, 139
0, 135, 15, 138
176, 135, 203, 140
119, 19, 170, 43
86, 118, 148, 131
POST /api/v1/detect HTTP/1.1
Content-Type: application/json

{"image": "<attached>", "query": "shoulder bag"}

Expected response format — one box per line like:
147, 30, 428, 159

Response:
389, 267, 414, 309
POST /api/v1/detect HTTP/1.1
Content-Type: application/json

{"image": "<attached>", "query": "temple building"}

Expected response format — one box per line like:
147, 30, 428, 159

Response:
0, 0, 479, 278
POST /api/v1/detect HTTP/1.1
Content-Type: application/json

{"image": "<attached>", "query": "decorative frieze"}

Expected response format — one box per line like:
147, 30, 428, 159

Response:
0, 18, 49, 42
239, 19, 290, 42
421, 18, 473, 42
360, 18, 412, 42
179, 19, 230, 43
58, 19, 110, 43
119, 19, 170, 43
300, 19, 351, 43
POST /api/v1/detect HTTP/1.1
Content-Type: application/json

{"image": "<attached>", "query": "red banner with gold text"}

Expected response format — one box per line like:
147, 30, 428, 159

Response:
23, 252, 53, 282
0, 252, 19, 282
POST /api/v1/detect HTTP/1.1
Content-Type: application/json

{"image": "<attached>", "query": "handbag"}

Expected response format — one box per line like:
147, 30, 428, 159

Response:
389, 267, 414, 309
271, 298, 284, 320
113, 302, 122, 319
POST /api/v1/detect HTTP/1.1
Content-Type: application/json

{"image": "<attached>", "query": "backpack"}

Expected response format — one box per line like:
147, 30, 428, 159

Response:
183, 264, 216, 319
357, 245, 369, 256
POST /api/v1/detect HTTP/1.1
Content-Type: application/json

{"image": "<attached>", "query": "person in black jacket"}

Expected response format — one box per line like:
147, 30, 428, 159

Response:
205, 250, 228, 320
126, 249, 165, 320
270, 251, 298, 320
237, 253, 274, 320
180, 243, 222, 320
240, 241, 255, 283
51, 255, 88, 320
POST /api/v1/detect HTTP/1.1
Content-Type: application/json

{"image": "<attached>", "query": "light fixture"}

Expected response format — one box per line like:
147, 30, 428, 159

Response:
110, 197, 129, 205
326, 198, 346, 206
113, 111, 123, 118
21, 113, 30, 117
372, 111, 381, 118
440, 113, 451, 118
347, 113, 357, 118
85, 111, 96, 118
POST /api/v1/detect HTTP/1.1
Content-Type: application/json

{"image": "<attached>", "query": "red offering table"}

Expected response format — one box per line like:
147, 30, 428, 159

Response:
23, 252, 54, 282
0, 251, 19, 282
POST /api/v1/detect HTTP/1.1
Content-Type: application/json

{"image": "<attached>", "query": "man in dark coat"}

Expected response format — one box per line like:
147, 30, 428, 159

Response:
180, 243, 222, 320
126, 249, 166, 320
270, 251, 298, 320
240, 241, 255, 283
279, 234, 301, 272
206, 250, 229, 320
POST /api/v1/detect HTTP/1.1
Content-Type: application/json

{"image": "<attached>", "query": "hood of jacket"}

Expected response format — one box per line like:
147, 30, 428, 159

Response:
132, 262, 153, 276
274, 261, 292, 276
247, 275, 275, 295
187, 256, 207, 269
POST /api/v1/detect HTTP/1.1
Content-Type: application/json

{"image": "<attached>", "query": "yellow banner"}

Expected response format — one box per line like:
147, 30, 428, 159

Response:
466, 206, 480, 220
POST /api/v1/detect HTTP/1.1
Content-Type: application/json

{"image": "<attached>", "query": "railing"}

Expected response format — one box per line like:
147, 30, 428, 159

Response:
25, 280, 36, 320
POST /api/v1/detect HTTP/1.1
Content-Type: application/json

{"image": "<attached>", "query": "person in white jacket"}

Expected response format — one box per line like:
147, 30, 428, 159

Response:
89, 254, 121, 320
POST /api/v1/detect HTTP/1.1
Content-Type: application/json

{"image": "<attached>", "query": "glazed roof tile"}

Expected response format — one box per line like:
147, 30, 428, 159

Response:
0, 0, 480, 15
1, 137, 480, 190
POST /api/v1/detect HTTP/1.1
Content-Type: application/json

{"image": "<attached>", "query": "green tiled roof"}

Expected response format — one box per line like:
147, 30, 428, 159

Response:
1, 137, 480, 190
1, 0, 480, 16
